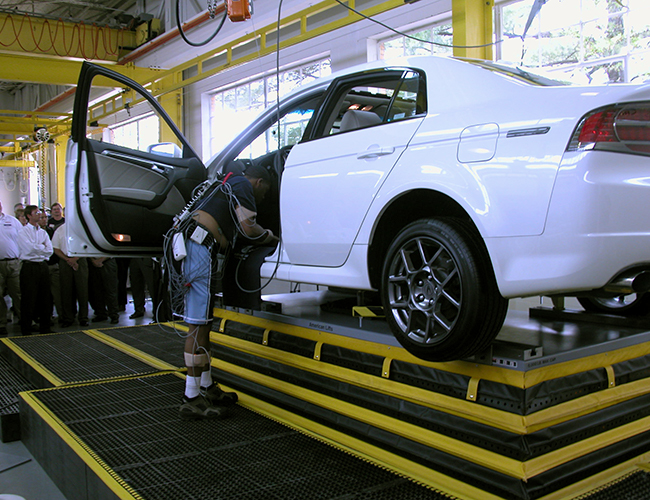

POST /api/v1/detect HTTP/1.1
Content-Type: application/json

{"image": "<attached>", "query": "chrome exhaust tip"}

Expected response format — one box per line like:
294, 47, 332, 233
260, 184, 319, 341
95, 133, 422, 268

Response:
603, 270, 650, 295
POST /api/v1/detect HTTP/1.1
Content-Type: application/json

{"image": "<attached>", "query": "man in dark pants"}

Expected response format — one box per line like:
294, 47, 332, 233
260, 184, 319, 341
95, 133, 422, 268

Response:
52, 222, 89, 328
0, 201, 22, 336
89, 257, 120, 324
129, 258, 156, 319
17, 205, 53, 335
222, 245, 275, 310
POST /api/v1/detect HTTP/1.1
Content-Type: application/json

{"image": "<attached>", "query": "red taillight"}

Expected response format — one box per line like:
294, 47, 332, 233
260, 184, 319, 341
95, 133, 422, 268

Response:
615, 108, 650, 152
577, 110, 617, 143
570, 104, 650, 154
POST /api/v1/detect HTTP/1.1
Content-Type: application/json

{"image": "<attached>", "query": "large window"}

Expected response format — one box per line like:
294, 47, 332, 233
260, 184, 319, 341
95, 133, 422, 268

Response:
207, 59, 331, 158
108, 114, 160, 151
379, 22, 453, 59
377, 0, 650, 84
496, 0, 650, 84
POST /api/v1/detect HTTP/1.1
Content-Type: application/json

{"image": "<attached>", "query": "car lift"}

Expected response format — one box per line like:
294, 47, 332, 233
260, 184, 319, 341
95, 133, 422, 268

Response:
3, 290, 650, 500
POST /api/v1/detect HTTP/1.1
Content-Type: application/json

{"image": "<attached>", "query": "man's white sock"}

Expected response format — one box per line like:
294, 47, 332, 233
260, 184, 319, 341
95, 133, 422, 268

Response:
185, 375, 201, 399
200, 369, 212, 388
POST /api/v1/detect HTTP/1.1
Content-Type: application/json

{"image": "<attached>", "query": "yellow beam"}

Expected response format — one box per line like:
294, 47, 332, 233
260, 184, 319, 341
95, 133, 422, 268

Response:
0, 160, 35, 168
158, 73, 183, 145
0, 53, 163, 86
117, 0, 406, 99
452, 0, 493, 59
55, 135, 67, 206
0, 12, 136, 62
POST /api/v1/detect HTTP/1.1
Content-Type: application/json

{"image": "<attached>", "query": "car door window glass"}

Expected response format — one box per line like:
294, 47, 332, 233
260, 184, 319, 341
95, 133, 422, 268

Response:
320, 70, 426, 137
85, 78, 180, 158
236, 96, 321, 160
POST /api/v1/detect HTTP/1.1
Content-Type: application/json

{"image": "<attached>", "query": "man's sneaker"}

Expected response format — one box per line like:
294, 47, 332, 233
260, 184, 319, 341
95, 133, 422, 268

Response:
179, 394, 229, 420
203, 383, 238, 407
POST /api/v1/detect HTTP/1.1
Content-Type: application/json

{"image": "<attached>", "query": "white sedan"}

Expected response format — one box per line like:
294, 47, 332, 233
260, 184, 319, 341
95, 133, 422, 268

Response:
66, 56, 650, 361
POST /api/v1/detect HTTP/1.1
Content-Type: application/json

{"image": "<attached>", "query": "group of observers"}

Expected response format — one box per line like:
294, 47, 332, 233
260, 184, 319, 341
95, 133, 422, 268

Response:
0, 201, 156, 336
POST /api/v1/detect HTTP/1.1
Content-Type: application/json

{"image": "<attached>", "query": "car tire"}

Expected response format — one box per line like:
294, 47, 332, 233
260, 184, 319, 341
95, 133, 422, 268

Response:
577, 294, 650, 316
381, 218, 508, 362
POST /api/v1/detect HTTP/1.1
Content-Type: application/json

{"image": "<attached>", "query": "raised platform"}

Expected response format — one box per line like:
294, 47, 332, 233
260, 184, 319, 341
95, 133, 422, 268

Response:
3, 296, 650, 499
208, 293, 650, 499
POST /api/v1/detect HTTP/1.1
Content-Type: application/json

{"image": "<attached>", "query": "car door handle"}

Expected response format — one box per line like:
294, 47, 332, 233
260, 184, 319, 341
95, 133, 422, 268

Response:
356, 147, 395, 160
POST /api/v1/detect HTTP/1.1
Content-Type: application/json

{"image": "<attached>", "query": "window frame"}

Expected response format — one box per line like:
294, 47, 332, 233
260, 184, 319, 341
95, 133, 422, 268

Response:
305, 68, 428, 142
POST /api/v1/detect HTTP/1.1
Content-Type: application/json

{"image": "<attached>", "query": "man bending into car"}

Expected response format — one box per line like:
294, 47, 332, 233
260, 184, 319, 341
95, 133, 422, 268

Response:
178, 165, 279, 419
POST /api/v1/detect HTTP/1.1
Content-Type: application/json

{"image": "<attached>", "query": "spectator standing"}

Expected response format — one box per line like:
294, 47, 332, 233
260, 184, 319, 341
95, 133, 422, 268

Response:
0, 201, 22, 336
14, 208, 26, 225
47, 202, 65, 234
17, 206, 53, 335
40, 209, 62, 323
52, 223, 89, 327
129, 258, 156, 319
89, 257, 120, 324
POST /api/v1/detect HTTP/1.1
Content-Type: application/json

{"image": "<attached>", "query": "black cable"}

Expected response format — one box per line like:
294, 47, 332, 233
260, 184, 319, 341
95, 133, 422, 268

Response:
332, 0, 502, 50
176, 0, 228, 47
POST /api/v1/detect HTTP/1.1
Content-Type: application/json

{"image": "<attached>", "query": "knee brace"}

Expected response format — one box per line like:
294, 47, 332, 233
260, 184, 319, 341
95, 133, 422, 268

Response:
184, 352, 209, 367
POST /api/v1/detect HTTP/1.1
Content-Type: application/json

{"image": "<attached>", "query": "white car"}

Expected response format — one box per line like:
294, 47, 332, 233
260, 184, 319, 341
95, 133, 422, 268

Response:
67, 57, 650, 361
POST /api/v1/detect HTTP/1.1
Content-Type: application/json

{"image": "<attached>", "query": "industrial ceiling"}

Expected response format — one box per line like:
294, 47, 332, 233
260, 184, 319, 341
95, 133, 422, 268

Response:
0, 0, 137, 26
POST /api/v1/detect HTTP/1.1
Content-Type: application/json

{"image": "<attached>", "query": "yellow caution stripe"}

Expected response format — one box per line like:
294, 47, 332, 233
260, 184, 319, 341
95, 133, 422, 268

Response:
210, 331, 650, 435
1, 336, 65, 387
213, 308, 650, 390
234, 383, 505, 500
86, 329, 183, 372
218, 357, 650, 481
352, 306, 385, 318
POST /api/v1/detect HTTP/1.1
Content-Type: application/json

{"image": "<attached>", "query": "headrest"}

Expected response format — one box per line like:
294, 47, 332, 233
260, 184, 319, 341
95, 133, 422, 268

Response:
338, 109, 382, 133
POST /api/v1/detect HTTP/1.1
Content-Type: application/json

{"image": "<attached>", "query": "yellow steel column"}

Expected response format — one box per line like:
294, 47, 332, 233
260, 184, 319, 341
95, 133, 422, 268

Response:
157, 73, 183, 146
452, 0, 493, 60
55, 135, 67, 207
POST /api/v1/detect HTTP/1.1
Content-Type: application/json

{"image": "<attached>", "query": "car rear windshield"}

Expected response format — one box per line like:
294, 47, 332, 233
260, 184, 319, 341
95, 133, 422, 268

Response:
459, 58, 571, 86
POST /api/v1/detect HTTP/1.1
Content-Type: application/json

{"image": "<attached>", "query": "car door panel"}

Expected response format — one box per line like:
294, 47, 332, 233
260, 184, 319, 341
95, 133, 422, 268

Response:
281, 118, 422, 267
66, 62, 206, 256
279, 68, 427, 268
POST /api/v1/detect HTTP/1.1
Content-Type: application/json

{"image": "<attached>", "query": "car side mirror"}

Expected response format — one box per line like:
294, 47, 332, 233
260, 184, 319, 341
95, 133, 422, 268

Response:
147, 142, 182, 158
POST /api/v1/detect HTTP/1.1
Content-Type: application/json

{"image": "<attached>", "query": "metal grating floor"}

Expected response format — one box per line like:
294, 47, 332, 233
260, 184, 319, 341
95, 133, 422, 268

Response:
32, 373, 448, 500
10, 332, 160, 384
577, 469, 650, 499
95, 325, 185, 367
0, 356, 34, 415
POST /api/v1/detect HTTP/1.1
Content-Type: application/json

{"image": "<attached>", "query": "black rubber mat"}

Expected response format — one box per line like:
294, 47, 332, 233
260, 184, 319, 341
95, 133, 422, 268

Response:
95, 325, 185, 367
30, 373, 449, 500
8, 332, 160, 384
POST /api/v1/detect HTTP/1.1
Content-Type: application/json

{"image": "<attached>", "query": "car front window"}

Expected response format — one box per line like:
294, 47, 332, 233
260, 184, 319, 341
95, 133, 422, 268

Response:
313, 69, 426, 138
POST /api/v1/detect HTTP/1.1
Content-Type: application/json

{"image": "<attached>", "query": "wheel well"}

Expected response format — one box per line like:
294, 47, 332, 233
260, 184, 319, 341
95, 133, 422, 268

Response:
367, 190, 478, 290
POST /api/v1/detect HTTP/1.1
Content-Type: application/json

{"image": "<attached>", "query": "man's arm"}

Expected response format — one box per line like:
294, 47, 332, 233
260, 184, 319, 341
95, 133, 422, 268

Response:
53, 247, 78, 270
17, 227, 47, 261
236, 205, 279, 245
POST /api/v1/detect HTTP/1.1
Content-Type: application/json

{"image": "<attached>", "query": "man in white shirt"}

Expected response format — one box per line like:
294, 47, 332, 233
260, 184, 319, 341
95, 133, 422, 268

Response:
17, 205, 53, 335
52, 223, 89, 328
0, 201, 22, 336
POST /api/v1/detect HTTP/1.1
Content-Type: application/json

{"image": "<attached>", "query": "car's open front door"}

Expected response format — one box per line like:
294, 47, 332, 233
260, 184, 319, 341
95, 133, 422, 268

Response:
66, 61, 206, 257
